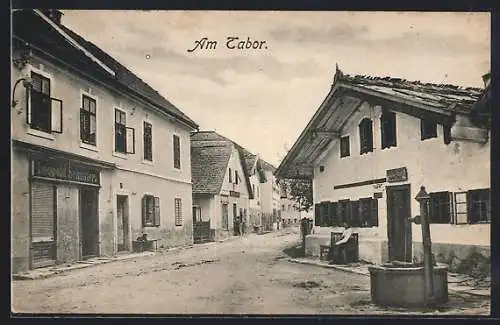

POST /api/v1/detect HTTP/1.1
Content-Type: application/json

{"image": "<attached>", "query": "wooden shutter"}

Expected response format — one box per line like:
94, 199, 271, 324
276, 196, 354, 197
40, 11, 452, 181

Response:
51, 97, 63, 133
330, 202, 338, 226
370, 198, 378, 227
31, 182, 55, 241
154, 196, 160, 226
314, 203, 321, 226
321, 202, 329, 226
351, 200, 360, 227
126, 127, 135, 154
141, 195, 147, 227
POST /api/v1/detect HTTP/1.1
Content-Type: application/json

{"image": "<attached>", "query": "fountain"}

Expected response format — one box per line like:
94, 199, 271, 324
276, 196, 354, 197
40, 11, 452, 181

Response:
368, 186, 449, 308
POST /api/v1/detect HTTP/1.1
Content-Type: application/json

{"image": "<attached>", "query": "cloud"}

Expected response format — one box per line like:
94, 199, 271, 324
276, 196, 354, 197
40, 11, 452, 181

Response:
270, 24, 370, 44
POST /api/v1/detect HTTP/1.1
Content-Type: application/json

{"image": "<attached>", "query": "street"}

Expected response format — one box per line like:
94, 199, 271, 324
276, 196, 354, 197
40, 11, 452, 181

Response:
12, 229, 490, 315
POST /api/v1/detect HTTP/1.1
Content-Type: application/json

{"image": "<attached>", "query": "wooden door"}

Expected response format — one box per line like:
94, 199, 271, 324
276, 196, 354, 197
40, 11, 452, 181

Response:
80, 188, 99, 258
116, 195, 129, 252
386, 184, 412, 262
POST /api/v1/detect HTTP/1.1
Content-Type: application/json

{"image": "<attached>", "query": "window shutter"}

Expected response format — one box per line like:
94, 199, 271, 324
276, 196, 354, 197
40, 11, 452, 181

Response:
154, 196, 160, 226
370, 198, 378, 227
367, 120, 373, 151
314, 203, 321, 226
126, 127, 135, 154
51, 97, 63, 133
26, 87, 32, 125
330, 202, 338, 226
351, 200, 360, 227
141, 195, 147, 227
449, 192, 455, 224
31, 182, 55, 241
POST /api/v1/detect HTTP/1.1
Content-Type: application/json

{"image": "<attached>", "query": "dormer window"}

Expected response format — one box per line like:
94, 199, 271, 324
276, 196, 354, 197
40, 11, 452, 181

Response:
359, 118, 373, 154
380, 110, 397, 149
421, 118, 437, 140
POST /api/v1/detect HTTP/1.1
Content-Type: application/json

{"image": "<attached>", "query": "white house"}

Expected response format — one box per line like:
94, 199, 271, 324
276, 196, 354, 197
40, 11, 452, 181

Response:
275, 66, 490, 275
11, 10, 198, 273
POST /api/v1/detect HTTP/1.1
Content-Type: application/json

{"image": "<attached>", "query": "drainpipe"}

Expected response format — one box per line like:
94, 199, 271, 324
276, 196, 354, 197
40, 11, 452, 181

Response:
414, 186, 434, 306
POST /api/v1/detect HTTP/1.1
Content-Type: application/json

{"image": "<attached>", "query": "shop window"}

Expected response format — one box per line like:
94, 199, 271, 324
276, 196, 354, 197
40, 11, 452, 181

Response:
142, 195, 160, 227
143, 122, 153, 161
174, 198, 183, 226
114, 109, 135, 154
429, 192, 451, 223
359, 118, 374, 154
80, 94, 96, 145
421, 119, 437, 140
340, 136, 350, 158
173, 134, 181, 169
380, 110, 397, 149
27, 72, 63, 134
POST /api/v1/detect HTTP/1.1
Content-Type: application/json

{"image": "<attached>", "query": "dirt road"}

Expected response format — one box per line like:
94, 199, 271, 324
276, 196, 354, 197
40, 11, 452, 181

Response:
12, 229, 490, 315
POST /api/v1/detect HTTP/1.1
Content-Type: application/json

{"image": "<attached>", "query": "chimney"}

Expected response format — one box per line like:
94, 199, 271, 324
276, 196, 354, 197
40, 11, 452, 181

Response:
482, 72, 491, 88
41, 9, 63, 24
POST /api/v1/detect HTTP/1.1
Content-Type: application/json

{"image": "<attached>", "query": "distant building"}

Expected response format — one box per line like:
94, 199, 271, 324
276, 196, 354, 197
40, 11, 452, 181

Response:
275, 66, 490, 274
11, 10, 198, 273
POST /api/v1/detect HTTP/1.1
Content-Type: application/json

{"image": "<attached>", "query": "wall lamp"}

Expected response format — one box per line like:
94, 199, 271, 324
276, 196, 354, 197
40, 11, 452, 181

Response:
12, 77, 33, 110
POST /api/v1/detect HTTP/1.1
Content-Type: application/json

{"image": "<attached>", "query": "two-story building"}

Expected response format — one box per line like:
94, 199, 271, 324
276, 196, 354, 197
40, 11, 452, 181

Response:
11, 9, 198, 273
191, 131, 252, 241
275, 66, 490, 275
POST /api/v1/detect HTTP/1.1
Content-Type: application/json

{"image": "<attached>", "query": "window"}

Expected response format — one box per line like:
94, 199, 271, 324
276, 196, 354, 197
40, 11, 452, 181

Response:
233, 203, 238, 220
338, 199, 350, 225
222, 203, 229, 230
429, 192, 451, 224
359, 118, 373, 154
142, 195, 160, 227
80, 94, 96, 145
443, 124, 452, 145
114, 109, 135, 154
252, 184, 255, 196
381, 110, 397, 149
173, 134, 181, 169
193, 206, 202, 223
174, 198, 183, 226
421, 119, 437, 140
229, 168, 233, 183
468, 189, 491, 224
454, 192, 468, 224
27, 72, 62, 133
359, 198, 378, 227
340, 136, 350, 158
235, 170, 239, 184
143, 122, 153, 161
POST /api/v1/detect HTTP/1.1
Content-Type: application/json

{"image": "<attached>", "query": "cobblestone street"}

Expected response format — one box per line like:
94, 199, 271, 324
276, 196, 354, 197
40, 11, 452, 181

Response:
12, 229, 490, 315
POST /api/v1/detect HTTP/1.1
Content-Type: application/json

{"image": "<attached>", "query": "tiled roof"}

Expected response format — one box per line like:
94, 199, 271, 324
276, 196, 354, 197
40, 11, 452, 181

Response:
259, 159, 276, 172
13, 10, 198, 129
340, 73, 483, 112
191, 140, 232, 194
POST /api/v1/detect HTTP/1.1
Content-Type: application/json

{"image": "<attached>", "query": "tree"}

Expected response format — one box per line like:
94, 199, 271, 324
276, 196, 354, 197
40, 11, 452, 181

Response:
278, 178, 313, 213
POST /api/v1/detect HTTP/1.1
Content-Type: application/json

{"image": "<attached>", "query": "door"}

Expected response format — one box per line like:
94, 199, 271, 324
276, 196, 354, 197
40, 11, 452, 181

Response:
116, 195, 129, 252
386, 184, 412, 262
80, 188, 99, 258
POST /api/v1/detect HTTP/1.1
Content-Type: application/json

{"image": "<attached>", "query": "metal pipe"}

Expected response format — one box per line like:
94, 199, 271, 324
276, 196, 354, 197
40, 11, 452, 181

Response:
415, 186, 434, 306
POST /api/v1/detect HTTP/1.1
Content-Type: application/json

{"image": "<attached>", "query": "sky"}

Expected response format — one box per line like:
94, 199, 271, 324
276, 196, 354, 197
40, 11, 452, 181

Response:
61, 11, 490, 167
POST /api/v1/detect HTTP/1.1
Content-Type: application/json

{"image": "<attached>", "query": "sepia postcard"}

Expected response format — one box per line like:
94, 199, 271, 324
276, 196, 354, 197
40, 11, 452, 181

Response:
10, 9, 491, 316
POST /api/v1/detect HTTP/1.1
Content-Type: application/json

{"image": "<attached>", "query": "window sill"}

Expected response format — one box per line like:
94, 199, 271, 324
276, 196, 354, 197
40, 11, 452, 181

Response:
421, 136, 438, 142
112, 151, 128, 160
173, 167, 182, 173
80, 142, 99, 152
143, 225, 160, 228
142, 159, 154, 166
27, 128, 55, 140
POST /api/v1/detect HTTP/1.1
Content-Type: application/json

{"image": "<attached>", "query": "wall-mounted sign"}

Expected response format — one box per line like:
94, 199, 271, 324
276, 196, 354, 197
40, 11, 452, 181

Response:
32, 158, 100, 185
374, 192, 383, 199
386, 167, 408, 183
229, 191, 240, 198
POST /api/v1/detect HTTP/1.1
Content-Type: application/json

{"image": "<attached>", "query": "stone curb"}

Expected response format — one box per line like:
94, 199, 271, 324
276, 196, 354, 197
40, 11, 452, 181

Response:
287, 258, 491, 298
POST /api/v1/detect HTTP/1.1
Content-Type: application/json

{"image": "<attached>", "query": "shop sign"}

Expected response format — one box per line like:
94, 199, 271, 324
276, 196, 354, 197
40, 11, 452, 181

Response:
386, 167, 408, 183
32, 158, 100, 185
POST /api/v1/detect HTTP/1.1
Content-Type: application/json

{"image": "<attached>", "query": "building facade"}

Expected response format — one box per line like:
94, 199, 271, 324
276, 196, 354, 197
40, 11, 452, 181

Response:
11, 10, 198, 273
275, 67, 490, 275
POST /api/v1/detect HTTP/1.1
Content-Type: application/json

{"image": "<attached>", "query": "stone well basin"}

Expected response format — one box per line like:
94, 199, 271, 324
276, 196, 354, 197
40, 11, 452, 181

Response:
368, 262, 449, 308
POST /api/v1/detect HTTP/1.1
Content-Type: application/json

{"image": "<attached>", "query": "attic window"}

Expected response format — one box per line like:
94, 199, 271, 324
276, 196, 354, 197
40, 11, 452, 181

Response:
235, 170, 239, 184
340, 136, 350, 158
229, 168, 233, 183
421, 119, 437, 140
380, 110, 397, 149
359, 118, 373, 154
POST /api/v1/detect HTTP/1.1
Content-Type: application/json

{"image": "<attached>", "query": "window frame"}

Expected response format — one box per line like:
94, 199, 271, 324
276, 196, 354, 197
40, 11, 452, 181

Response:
80, 92, 97, 146
467, 188, 491, 224
380, 110, 397, 149
174, 197, 183, 226
114, 108, 135, 154
421, 118, 438, 141
143, 121, 153, 162
142, 194, 160, 227
27, 70, 63, 134
173, 134, 181, 170
222, 202, 229, 230
359, 118, 374, 154
340, 136, 350, 158
428, 191, 451, 224
454, 191, 468, 225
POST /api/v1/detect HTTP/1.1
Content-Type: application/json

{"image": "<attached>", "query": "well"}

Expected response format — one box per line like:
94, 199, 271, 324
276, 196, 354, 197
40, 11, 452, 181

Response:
369, 262, 449, 308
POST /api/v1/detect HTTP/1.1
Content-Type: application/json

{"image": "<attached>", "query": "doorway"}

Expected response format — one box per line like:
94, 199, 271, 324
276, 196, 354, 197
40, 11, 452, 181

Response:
80, 188, 99, 259
116, 195, 130, 252
386, 184, 412, 262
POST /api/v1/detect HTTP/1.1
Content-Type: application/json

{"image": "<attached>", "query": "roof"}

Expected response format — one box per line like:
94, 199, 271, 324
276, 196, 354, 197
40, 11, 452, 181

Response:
275, 65, 487, 180
191, 131, 254, 197
191, 140, 232, 194
259, 159, 276, 172
12, 10, 198, 130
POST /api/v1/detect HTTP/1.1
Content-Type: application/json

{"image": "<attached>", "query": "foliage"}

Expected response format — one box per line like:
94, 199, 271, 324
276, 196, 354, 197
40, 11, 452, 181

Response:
278, 178, 313, 213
